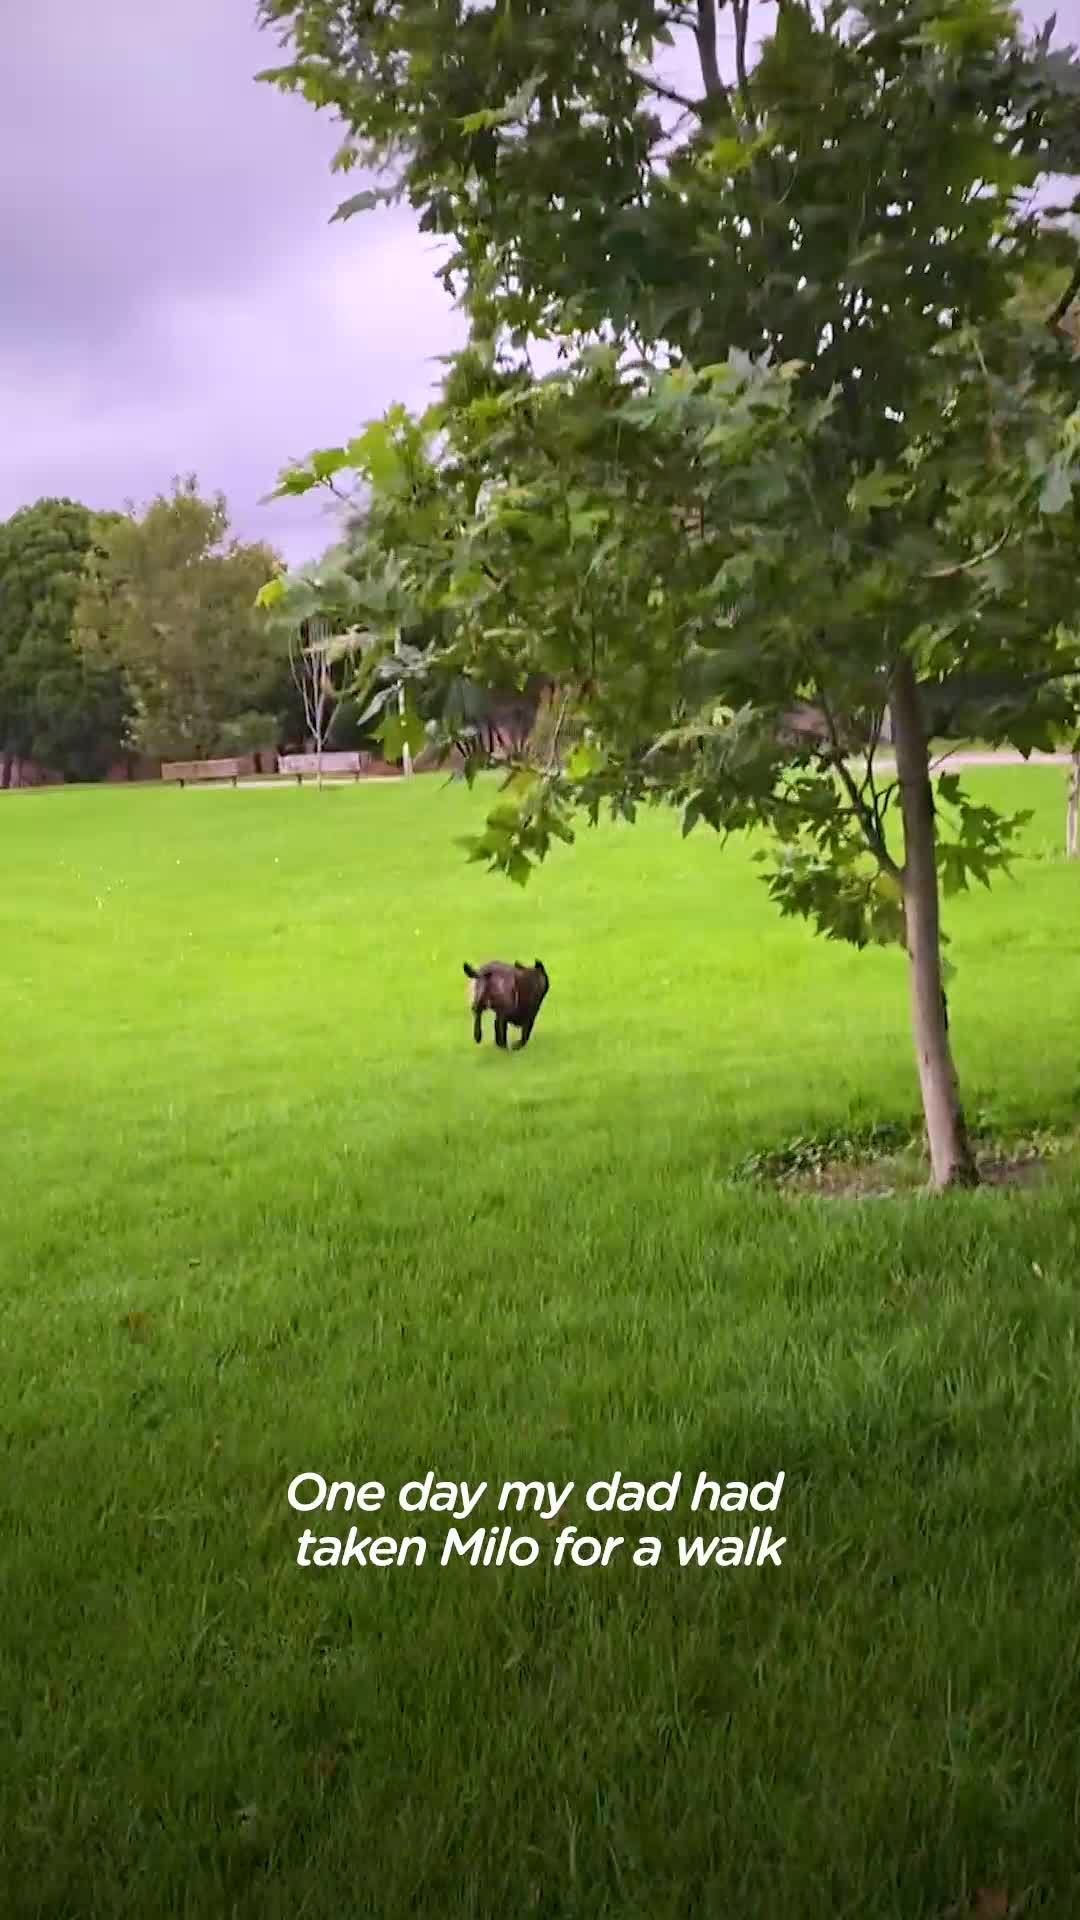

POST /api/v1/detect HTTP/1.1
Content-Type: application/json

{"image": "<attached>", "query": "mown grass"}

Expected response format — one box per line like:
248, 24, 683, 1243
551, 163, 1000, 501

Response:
2, 767, 1080, 1920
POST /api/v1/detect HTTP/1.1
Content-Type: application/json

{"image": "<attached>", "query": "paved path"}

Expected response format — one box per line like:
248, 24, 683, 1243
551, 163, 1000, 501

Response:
930, 749, 1071, 768
165, 749, 1076, 794
869, 749, 1072, 771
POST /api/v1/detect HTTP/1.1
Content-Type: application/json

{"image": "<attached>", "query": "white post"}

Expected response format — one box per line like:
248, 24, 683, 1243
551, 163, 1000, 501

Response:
395, 628, 412, 777
311, 615, 327, 789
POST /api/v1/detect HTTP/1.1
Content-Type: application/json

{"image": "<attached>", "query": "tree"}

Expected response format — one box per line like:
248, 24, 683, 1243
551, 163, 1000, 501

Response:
75, 476, 285, 760
262, 547, 553, 775
291, 619, 333, 782
1006, 255, 1080, 859
258, 0, 1080, 1188
290, 616, 367, 782
254, 527, 404, 768
0, 499, 131, 784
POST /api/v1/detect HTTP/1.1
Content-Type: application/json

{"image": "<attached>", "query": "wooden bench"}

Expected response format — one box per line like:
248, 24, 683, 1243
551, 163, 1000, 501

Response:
277, 751, 370, 785
161, 756, 256, 788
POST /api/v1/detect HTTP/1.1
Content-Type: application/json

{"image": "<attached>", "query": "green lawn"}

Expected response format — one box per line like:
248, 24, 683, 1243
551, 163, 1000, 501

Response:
3, 769, 1080, 1920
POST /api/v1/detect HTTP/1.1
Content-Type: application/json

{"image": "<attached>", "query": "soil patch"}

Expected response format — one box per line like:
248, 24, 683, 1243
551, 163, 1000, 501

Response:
734, 1124, 1074, 1200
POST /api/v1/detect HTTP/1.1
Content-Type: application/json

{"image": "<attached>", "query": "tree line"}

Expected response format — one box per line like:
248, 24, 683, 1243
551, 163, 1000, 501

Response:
0, 476, 385, 784
0, 477, 541, 785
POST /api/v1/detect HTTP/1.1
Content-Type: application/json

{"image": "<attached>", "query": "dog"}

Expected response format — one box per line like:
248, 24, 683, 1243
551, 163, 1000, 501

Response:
463, 958, 549, 1051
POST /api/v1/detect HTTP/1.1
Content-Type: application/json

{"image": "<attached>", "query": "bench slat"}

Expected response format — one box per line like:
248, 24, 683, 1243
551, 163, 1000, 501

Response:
162, 756, 255, 784
278, 752, 368, 779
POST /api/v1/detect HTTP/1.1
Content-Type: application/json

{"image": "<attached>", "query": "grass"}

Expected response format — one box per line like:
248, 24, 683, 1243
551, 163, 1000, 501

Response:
3, 766, 1080, 1920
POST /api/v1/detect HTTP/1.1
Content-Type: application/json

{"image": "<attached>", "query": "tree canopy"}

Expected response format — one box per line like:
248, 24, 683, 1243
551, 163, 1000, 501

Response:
257, 0, 1080, 1185
0, 498, 131, 782
75, 476, 286, 761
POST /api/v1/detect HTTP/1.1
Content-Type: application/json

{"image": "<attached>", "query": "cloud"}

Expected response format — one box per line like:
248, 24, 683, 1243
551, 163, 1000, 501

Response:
1, 0, 1074, 565
0, 0, 463, 563
0, 209, 465, 567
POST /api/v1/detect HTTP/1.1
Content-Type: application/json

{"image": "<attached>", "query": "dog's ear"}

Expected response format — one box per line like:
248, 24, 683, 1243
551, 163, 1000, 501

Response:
534, 958, 546, 975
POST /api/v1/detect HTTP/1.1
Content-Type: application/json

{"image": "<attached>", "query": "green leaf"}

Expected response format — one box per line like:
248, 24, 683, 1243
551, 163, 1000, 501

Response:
1039, 457, 1074, 514
345, 424, 404, 495
458, 72, 541, 135
354, 685, 394, 727
487, 801, 526, 832
578, 344, 620, 373
917, 0, 1016, 58
330, 187, 399, 223
267, 466, 320, 501
569, 506, 607, 538
703, 135, 759, 176
378, 703, 428, 762
311, 447, 349, 482
847, 465, 912, 514
567, 741, 601, 781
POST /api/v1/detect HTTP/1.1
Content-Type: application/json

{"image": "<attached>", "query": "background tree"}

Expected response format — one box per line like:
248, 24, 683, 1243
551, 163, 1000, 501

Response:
258, 534, 390, 770
259, 0, 1080, 1189
75, 476, 286, 760
1006, 252, 1080, 858
289, 617, 368, 781
0, 498, 131, 785
261, 484, 556, 768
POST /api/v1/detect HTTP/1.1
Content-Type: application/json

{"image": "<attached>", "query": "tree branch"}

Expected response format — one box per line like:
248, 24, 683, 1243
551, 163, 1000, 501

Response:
816, 678, 902, 878
860, 705, 892, 848
1048, 259, 1080, 335
837, 747, 901, 878
695, 0, 730, 110
731, 0, 754, 119
545, 688, 572, 774
629, 68, 702, 116
923, 526, 1012, 578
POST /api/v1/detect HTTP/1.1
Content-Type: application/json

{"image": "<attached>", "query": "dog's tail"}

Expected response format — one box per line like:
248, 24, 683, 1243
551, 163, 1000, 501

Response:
463, 962, 477, 979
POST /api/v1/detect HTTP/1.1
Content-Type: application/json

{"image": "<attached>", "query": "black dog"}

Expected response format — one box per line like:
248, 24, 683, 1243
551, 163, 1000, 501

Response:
463, 959, 549, 1051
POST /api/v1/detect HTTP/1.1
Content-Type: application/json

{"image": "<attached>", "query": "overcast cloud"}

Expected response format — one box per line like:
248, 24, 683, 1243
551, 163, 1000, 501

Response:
0, 0, 467, 566
0, 0, 1071, 568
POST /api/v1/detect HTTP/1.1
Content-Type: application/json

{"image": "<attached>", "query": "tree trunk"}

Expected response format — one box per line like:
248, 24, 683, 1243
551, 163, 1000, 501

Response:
1067, 752, 1079, 859
890, 655, 979, 1190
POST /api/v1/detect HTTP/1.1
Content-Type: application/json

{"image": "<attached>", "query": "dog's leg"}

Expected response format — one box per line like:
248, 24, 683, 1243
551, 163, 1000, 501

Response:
514, 1018, 534, 1051
473, 1009, 483, 1045
495, 1017, 509, 1050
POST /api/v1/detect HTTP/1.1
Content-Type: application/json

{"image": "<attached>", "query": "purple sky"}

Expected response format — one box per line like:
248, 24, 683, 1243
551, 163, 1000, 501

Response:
1, 0, 1071, 569
0, 0, 467, 567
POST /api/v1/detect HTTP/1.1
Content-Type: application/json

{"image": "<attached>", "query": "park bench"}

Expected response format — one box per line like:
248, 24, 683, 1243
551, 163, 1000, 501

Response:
161, 756, 256, 788
277, 751, 370, 784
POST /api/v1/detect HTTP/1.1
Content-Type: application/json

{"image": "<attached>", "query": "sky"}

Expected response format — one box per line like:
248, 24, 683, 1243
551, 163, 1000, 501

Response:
1, 0, 469, 567
1, 0, 1072, 569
